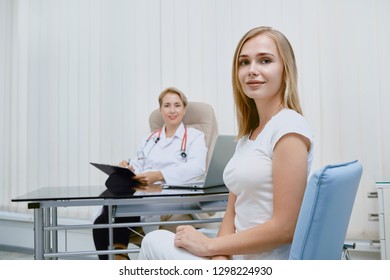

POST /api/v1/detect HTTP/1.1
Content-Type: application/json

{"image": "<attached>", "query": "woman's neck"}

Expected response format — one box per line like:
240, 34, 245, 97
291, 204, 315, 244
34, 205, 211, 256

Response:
258, 104, 284, 124
255, 95, 284, 124
250, 100, 284, 140
165, 124, 180, 138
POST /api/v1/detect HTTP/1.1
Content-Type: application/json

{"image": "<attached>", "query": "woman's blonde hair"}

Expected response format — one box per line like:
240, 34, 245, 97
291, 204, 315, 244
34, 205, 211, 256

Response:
232, 26, 303, 138
158, 87, 188, 108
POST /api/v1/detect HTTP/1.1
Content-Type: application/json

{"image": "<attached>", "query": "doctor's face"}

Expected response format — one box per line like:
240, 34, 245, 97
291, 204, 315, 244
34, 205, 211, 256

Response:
160, 93, 186, 129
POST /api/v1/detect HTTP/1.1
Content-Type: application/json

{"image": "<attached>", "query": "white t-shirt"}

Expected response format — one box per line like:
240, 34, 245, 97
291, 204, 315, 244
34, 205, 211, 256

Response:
223, 109, 314, 260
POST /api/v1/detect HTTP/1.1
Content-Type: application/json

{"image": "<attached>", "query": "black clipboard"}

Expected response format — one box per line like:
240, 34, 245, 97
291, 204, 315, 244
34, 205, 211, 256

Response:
90, 162, 139, 195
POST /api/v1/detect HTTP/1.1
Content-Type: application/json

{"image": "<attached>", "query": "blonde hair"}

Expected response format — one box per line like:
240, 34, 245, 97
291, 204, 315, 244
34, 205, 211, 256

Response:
158, 87, 188, 108
232, 26, 303, 138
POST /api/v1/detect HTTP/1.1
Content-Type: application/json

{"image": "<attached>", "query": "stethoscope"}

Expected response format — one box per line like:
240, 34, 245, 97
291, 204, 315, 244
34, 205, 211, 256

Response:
137, 125, 188, 161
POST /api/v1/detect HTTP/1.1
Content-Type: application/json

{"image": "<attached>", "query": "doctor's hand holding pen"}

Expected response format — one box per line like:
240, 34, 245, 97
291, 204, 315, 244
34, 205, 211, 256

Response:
119, 158, 135, 172
119, 158, 164, 186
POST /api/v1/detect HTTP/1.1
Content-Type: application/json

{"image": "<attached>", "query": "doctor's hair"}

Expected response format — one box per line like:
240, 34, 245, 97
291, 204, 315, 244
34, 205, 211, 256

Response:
232, 26, 303, 139
158, 87, 188, 108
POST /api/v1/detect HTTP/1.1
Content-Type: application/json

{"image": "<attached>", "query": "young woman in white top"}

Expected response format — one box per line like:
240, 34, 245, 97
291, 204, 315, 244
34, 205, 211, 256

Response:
93, 87, 207, 260
138, 26, 314, 260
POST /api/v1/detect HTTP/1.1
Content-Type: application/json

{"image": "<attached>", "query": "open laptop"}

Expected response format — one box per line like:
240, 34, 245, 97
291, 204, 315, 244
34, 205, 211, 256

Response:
163, 134, 236, 189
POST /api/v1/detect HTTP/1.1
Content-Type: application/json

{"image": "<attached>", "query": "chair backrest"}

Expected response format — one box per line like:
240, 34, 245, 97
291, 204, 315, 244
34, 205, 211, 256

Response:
289, 160, 363, 260
149, 101, 218, 168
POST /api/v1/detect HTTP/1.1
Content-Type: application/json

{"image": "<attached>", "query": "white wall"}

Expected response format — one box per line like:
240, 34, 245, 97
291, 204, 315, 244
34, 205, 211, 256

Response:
1, 0, 390, 248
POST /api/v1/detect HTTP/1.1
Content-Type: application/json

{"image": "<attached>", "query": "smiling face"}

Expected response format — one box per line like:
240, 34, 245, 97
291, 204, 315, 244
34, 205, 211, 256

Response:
237, 33, 284, 104
160, 92, 186, 130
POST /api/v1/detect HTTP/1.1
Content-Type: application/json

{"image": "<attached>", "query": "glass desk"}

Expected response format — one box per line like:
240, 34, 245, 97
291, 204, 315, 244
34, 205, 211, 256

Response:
12, 185, 229, 260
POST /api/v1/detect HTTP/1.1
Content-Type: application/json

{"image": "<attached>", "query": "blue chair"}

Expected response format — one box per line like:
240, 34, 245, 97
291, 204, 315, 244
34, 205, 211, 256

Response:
289, 160, 363, 260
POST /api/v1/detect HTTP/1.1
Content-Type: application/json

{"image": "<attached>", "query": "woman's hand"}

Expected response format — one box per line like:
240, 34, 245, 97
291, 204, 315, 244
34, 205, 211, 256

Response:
133, 171, 163, 186
211, 255, 230, 260
119, 160, 135, 172
174, 225, 212, 257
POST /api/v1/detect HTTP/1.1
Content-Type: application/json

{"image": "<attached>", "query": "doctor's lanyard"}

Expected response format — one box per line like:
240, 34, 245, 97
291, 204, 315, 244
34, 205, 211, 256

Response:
138, 126, 188, 160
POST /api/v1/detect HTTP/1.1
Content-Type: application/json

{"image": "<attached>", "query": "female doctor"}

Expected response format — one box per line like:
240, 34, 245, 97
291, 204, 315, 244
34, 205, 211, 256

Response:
93, 87, 207, 260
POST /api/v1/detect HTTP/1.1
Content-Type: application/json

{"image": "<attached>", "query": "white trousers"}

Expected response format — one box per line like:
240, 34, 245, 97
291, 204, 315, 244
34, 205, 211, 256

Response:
138, 230, 210, 260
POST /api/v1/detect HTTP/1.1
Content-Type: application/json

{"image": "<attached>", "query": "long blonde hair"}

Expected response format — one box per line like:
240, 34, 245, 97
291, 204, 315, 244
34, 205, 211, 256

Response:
232, 26, 303, 138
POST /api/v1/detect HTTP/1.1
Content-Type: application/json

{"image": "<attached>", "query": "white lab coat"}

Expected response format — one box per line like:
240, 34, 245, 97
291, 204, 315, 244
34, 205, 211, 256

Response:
130, 122, 207, 185
130, 122, 208, 233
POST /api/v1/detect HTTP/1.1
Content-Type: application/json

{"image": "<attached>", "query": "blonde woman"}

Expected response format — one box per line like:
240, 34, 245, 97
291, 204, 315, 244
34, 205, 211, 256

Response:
139, 26, 314, 260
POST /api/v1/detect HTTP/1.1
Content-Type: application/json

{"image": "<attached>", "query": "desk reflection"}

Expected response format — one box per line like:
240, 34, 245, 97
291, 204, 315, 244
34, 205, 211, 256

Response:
99, 184, 228, 198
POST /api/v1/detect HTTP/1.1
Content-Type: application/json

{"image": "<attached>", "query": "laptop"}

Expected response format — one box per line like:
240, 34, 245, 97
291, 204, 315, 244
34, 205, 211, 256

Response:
163, 134, 236, 189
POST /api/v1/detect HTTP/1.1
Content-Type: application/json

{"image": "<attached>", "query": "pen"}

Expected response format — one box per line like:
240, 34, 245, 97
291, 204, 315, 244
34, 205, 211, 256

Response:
127, 158, 131, 166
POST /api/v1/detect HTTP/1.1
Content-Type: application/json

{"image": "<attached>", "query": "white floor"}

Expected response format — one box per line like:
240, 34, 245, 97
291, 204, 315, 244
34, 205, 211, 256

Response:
0, 244, 139, 260
0, 249, 34, 260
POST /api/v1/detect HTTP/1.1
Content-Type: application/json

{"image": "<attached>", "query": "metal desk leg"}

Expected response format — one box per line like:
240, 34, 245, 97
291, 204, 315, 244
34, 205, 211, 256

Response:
51, 207, 58, 260
108, 205, 114, 260
33, 208, 44, 260
44, 207, 52, 258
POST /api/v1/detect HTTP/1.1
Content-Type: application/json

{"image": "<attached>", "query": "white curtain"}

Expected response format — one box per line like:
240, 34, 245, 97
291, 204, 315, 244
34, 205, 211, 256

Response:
1, 0, 389, 240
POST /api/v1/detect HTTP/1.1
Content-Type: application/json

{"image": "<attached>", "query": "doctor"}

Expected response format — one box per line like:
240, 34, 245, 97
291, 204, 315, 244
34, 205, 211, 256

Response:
93, 86, 207, 260
122, 90, 207, 186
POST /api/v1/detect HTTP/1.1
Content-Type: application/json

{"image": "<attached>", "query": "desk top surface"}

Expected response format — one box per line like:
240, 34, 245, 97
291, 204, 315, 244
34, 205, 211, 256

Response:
12, 184, 229, 202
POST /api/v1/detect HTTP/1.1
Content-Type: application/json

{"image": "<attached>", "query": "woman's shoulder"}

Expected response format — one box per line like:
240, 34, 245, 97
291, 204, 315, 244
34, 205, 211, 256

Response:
269, 109, 313, 140
273, 109, 310, 127
185, 127, 206, 144
277, 108, 304, 118
187, 126, 205, 136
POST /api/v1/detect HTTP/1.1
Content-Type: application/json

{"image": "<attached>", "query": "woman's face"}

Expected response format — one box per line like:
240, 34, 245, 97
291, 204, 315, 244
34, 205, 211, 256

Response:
237, 34, 284, 103
160, 93, 186, 128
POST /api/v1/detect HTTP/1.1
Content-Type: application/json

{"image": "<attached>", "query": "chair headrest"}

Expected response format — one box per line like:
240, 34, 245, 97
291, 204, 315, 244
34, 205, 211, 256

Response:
149, 101, 219, 166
